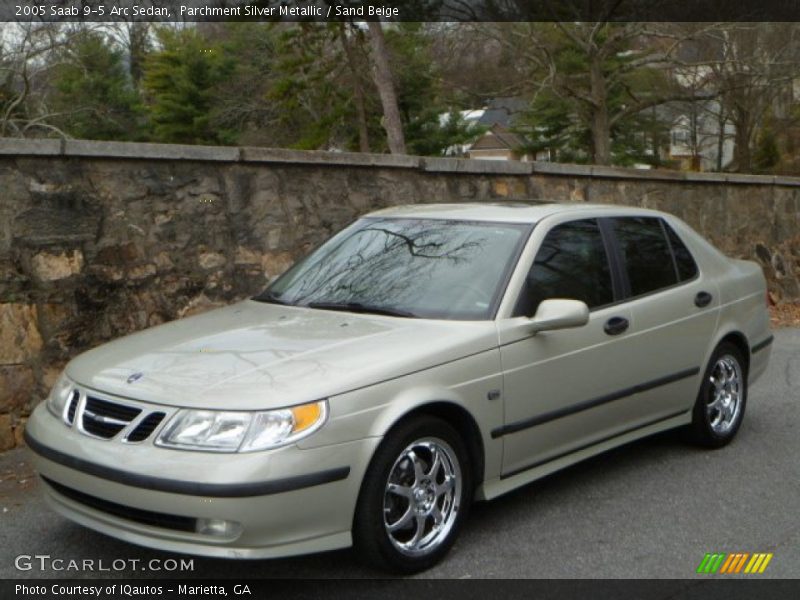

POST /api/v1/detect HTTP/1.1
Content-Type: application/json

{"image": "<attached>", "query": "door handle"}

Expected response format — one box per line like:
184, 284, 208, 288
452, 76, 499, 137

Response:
604, 316, 629, 336
695, 291, 713, 308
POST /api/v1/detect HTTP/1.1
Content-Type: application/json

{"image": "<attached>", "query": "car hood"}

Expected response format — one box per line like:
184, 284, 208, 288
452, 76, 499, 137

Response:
66, 300, 498, 410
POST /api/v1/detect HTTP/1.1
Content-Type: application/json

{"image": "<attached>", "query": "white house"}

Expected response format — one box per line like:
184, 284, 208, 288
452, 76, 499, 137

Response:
667, 99, 735, 171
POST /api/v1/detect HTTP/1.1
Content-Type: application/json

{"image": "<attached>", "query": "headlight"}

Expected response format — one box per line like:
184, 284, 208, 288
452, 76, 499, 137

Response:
156, 400, 328, 453
46, 372, 74, 420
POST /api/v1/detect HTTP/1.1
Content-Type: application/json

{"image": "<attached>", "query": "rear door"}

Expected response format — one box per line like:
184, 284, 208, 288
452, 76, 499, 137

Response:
606, 216, 719, 416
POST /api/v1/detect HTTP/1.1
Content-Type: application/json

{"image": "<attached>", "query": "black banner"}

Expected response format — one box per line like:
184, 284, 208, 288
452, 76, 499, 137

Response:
4, 579, 800, 600
3, 0, 800, 23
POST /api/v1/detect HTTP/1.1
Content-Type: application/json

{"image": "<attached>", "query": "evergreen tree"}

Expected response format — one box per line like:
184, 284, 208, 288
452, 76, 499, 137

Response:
49, 31, 142, 141
385, 23, 474, 156
143, 27, 232, 144
266, 24, 355, 150
754, 126, 780, 172
205, 23, 278, 146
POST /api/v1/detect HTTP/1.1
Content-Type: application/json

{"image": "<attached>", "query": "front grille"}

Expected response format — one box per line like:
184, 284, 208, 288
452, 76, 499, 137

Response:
125, 412, 166, 443
42, 476, 197, 533
82, 397, 142, 439
65, 391, 80, 425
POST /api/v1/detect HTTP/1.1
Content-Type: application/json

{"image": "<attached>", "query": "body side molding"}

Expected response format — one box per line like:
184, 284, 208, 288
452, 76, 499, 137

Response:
491, 367, 700, 439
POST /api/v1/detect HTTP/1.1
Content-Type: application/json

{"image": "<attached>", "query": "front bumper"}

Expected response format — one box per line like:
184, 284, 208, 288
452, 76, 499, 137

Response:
25, 403, 380, 558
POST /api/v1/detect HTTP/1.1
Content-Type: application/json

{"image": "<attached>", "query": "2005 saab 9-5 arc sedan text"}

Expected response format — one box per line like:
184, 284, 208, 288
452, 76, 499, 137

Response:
26, 203, 773, 572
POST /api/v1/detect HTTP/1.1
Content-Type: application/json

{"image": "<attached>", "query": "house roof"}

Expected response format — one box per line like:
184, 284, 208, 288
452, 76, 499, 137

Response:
477, 97, 528, 127
469, 124, 526, 152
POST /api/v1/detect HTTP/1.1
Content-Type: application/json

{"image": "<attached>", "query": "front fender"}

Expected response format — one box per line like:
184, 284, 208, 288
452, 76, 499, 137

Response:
297, 348, 505, 485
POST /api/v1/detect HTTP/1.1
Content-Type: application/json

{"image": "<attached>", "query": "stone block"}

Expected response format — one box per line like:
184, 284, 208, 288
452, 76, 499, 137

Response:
263, 252, 294, 279
64, 140, 240, 162
234, 246, 262, 265
0, 366, 34, 413
128, 264, 157, 280
198, 252, 227, 270
153, 252, 174, 270
29, 249, 84, 281
0, 414, 14, 451
89, 265, 125, 282
241, 147, 421, 169
0, 304, 42, 363
14, 417, 27, 446
39, 303, 72, 333
95, 242, 140, 265
423, 157, 532, 175
0, 138, 61, 156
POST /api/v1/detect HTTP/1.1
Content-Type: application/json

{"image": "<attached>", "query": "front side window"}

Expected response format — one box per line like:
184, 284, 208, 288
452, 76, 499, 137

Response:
515, 219, 614, 316
611, 217, 678, 297
258, 217, 530, 320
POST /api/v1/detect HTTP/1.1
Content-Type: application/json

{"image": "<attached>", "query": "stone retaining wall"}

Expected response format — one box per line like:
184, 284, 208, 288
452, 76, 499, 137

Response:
1, 138, 798, 449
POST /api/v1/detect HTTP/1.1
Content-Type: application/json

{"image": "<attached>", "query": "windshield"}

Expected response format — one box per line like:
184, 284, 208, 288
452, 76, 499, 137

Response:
256, 217, 531, 320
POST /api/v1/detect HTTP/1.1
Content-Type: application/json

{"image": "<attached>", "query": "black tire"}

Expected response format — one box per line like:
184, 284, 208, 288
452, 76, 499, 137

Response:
353, 415, 473, 574
689, 342, 748, 448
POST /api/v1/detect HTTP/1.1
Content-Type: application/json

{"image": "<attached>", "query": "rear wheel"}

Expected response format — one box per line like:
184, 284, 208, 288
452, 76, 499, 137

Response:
353, 415, 472, 573
689, 342, 747, 448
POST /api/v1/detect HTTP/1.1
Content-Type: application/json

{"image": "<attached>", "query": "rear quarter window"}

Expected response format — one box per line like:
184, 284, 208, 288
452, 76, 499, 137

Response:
664, 222, 699, 281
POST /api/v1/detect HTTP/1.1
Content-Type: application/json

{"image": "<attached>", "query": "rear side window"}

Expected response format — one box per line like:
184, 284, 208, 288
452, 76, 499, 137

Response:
611, 217, 691, 296
611, 217, 678, 296
515, 219, 614, 316
664, 223, 698, 281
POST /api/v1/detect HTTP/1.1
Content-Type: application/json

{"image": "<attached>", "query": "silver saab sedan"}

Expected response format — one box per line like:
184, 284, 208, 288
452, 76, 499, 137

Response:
26, 203, 772, 572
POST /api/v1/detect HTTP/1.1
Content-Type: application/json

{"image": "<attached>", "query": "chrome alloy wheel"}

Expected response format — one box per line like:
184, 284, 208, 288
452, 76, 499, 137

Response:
383, 438, 462, 557
706, 355, 743, 434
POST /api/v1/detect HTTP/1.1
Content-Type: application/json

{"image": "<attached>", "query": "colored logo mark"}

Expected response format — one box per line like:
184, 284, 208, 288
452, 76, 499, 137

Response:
696, 552, 773, 574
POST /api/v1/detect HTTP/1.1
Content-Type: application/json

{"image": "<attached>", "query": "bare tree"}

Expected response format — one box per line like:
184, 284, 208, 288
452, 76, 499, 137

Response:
700, 24, 800, 172
486, 22, 702, 165
0, 23, 86, 138
106, 21, 152, 86
428, 23, 522, 104
367, 21, 406, 155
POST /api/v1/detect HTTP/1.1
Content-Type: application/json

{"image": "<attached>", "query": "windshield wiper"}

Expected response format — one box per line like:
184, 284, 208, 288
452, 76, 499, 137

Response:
253, 291, 293, 306
306, 301, 418, 318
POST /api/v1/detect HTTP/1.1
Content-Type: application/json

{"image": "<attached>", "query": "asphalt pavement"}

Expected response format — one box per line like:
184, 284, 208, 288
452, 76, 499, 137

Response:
1, 329, 798, 580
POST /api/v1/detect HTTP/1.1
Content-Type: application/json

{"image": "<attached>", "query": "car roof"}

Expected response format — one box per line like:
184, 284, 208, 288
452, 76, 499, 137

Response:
364, 202, 667, 224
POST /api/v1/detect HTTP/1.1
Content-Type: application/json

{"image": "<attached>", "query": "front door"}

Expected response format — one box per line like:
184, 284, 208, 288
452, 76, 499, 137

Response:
496, 218, 648, 477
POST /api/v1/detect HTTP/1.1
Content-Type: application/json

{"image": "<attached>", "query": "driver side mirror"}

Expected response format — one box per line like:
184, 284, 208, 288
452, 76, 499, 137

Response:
529, 299, 589, 333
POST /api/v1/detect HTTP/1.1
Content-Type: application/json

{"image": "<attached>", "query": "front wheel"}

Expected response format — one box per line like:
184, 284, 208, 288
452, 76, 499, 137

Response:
689, 342, 747, 448
353, 415, 472, 573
